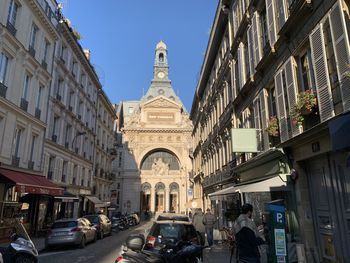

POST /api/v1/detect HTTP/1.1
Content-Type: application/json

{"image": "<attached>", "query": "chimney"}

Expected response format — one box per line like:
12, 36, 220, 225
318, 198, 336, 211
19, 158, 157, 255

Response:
83, 49, 91, 61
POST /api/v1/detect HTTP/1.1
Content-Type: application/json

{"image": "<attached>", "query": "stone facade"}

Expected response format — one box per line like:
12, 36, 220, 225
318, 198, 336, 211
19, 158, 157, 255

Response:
118, 42, 193, 214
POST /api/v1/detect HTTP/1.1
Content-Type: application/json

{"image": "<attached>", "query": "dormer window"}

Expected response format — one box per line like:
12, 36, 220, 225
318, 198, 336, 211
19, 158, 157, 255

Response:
159, 53, 164, 62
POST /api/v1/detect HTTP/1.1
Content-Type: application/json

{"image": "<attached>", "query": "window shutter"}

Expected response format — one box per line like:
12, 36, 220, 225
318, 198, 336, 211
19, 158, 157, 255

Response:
310, 24, 334, 122
247, 25, 255, 79
277, 0, 288, 31
230, 61, 237, 100
266, 0, 277, 48
238, 43, 246, 89
43, 153, 50, 177
274, 70, 288, 142
259, 89, 270, 150
329, 1, 350, 111
57, 159, 63, 182
284, 57, 302, 137
252, 12, 263, 68
253, 98, 262, 151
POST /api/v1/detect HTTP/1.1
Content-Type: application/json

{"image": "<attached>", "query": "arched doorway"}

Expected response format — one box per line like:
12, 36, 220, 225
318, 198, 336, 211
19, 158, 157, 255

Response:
141, 183, 151, 211
169, 182, 179, 213
155, 182, 165, 212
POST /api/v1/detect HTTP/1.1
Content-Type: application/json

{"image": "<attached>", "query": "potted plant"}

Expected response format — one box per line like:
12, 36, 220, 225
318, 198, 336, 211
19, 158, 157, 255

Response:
290, 90, 317, 126
266, 116, 279, 137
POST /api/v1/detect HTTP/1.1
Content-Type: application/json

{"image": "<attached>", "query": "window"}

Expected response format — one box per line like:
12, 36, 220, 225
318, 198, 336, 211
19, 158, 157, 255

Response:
68, 89, 74, 108
48, 156, 55, 179
281, 70, 292, 134
159, 53, 164, 62
267, 86, 277, 117
43, 40, 50, 63
260, 8, 269, 49
72, 60, 77, 77
0, 53, 9, 84
60, 45, 67, 62
118, 152, 122, 168
65, 124, 71, 146
12, 127, 22, 157
36, 85, 43, 109
52, 116, 59, 137
22, 74, 30, 99
7, 0, 18, 26
29, 24, 38, 49
297, 48, 315, 93
57, 78, 63, 97
73, 165, 78, 184
62, 161, 68, 182
80, 73, 86, 86
29, 135, 36, 162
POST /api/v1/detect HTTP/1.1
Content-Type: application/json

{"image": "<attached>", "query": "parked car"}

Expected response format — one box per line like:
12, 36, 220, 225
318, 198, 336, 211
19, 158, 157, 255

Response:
156, 213, 190, 222
144, 220, 200, 250
45, 218, 97, 249
84, 214, 112, 239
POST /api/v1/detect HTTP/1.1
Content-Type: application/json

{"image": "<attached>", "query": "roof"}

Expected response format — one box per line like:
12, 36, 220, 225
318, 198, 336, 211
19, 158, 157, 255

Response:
156, 40, 167, 50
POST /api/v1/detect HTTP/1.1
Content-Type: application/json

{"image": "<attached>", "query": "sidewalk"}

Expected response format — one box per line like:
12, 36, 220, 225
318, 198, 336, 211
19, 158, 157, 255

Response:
203, 243, 236, 263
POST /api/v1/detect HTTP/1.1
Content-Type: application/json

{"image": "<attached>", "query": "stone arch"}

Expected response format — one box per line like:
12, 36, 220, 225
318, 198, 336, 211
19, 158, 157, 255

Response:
138, 147, 182, 170
141, 182, 151, 194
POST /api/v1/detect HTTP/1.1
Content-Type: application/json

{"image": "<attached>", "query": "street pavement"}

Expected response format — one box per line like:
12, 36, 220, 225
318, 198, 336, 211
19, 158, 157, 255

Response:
37, 220, 233, 263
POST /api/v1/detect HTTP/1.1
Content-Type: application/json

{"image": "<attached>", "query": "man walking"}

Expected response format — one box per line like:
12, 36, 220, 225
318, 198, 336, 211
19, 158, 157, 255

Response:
203, 208, 216, 246
234, 203, 265, 263
192, 208, 205, 245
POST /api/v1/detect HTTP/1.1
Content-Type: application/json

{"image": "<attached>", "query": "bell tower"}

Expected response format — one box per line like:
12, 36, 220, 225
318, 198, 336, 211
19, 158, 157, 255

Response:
153, 41, 169, 81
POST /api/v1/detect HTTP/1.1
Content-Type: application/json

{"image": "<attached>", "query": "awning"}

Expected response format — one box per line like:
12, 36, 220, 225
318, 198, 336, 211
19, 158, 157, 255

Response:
0, 167, 63, 196
85, 195, 105, 208
54, 191, 79, 201
328, 112, 350, 151
209, 175, 288, 200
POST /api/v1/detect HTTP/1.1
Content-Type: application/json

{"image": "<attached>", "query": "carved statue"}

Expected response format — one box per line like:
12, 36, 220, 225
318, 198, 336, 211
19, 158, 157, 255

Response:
152, 158, 169, 176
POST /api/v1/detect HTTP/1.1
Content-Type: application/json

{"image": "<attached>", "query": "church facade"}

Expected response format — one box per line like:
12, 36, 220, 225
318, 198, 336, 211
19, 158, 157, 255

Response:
116, 41, 193, 215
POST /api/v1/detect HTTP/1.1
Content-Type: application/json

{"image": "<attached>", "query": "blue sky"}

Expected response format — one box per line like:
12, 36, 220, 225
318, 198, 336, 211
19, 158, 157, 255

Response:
62, 1, 218, 111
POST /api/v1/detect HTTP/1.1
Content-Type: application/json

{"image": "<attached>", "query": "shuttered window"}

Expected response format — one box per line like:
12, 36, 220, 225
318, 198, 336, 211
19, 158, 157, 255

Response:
265, 0, 277, 48
275, 0, 288, 32
252, 12, 263, 68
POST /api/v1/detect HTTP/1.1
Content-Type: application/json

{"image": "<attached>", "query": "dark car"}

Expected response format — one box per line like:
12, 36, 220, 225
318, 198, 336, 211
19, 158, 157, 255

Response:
84, 214, 112, 239
144, 220, 200, 250
156, 213, 190, 222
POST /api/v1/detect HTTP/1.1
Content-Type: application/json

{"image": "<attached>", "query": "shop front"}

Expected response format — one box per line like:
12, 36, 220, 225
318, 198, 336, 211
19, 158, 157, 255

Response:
209, 148, 301, 262
0, 167, 63, 236
54, 191, 79, 220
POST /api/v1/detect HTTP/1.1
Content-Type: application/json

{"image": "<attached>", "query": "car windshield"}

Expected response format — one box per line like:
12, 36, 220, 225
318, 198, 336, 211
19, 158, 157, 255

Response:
52, 221, 77, 229
84, 216, 99, 224
151, 223, 197, 241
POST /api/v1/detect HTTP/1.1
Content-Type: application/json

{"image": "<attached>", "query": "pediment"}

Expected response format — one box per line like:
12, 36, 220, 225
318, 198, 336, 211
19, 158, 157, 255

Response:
141, 96, 182, 110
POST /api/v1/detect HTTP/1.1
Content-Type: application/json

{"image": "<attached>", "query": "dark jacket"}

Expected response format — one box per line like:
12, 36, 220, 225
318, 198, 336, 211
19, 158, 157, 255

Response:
235, 226, 264, 259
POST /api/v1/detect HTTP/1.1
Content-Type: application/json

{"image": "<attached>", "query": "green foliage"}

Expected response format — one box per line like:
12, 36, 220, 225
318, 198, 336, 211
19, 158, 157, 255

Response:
290, 90, 317, 126
265, 116, 279, 137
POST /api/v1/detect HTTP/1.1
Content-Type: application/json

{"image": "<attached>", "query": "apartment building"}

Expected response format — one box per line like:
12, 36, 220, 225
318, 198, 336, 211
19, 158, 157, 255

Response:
191, 0, 350, 261
94, 88, 116, 211
0, 0, 63, 234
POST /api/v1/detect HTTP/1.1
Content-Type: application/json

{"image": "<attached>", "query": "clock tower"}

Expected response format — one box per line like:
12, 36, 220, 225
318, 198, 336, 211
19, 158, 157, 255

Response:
142, 41, 183, 106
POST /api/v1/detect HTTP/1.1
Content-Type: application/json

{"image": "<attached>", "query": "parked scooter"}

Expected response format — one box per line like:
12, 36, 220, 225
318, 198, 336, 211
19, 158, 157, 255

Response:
0, 219, 38, 263
115, 234, 205, 263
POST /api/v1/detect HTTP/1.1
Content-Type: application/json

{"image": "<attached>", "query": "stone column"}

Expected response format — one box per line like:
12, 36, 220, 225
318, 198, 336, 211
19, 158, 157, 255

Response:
165, 188, 169, 212
150, 187, 155, 213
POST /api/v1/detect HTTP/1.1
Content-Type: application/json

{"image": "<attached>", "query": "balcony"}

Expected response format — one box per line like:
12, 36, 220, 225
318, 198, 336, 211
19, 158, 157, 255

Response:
28, 161, 34, 170
51, 134, 57, 143
20, 98, 28, 112
0, 82, 7, 98
35, 108, 41, 119
12, 156, 20, 167
6, 21, 16, 36
28, 46, 36, 58
41, 60, 47, 70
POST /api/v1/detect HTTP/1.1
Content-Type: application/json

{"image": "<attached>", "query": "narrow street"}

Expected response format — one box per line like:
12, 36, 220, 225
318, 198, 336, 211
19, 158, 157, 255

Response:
38, 222, 153, 263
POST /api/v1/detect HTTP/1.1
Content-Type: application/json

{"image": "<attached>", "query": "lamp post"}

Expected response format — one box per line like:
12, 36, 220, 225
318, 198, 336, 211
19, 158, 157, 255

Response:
71, 131, 86, 150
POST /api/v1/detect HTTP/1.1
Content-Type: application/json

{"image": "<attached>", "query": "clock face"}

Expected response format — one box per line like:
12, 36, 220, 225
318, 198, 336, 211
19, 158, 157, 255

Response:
157, 72, 165, 79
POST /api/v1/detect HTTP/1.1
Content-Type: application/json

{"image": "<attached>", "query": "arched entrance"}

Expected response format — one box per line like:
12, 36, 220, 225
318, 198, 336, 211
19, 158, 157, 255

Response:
141, 182, 151, 211
155, 182, 165, 212
169, 182, 179, 213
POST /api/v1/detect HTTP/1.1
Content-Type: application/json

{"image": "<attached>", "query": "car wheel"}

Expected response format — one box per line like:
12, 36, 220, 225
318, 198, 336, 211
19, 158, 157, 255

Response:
14, 255, 35, 263
80, 235, 86, 248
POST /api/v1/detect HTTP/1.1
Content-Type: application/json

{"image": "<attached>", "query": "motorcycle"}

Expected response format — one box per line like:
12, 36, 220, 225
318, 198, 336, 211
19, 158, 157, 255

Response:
115, 234, 205, 263
0, 219, 38, 263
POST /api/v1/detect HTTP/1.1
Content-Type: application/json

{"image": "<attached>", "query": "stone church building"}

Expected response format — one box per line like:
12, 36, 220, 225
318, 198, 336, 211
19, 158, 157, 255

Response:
115, 41, 193, 215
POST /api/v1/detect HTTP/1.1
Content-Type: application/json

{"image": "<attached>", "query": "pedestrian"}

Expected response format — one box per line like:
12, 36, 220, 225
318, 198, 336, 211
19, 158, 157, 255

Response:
203, 208, 216, 246
192, 208, 205, 245
234, 203, 265, 263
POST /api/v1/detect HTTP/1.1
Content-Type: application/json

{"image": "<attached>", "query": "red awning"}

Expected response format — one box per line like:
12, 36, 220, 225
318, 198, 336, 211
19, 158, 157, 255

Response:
0, 168, 63, 196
